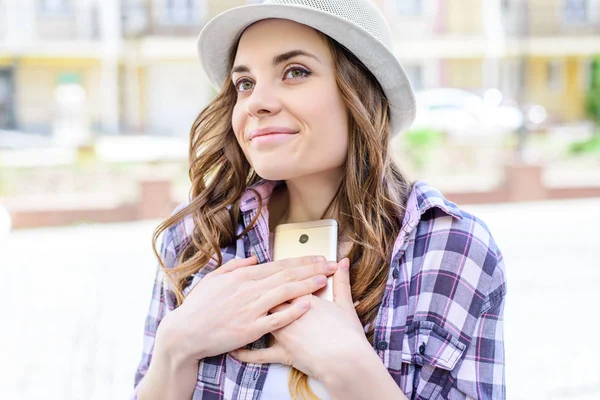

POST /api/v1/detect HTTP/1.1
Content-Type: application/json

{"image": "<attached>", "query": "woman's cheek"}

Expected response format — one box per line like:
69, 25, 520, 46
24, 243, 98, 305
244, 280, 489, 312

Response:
231, 108, 245, 144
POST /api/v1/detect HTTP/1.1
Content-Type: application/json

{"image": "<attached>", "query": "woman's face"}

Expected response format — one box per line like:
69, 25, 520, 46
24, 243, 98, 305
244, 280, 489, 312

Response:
231, 19, 349, 181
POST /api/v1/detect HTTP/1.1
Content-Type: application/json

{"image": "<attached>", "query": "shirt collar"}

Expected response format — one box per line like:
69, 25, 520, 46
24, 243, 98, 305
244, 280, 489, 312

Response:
237, 179, 463, 221
411, 181, 464, 220
239, 179, 280, 213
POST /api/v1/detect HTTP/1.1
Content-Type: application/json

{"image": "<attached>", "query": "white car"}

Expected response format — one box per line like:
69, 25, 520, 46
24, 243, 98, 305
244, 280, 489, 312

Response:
412, 88, 535, 138
0, 129, 53, 149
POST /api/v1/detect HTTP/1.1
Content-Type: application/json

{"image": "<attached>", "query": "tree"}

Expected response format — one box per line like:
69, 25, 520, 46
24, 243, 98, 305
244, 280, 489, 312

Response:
586, 55, 600, 133
570, 55, 600, 154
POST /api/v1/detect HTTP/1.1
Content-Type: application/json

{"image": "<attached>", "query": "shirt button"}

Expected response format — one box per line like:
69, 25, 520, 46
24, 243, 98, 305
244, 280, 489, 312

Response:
376, 340, 388, 351
392, 268, 399, 279
419, 343, 426, 355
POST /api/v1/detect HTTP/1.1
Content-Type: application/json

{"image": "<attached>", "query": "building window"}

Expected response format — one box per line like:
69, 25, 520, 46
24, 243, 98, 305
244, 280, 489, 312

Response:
564, 0, 588, 23
581, 58, 594, 89
161, 0, 198, 24
396, 0, 422, 17
547, 60, 564, 92
38, 0, 72, 16
0, 70, 15, 129
122, 0, 149, 36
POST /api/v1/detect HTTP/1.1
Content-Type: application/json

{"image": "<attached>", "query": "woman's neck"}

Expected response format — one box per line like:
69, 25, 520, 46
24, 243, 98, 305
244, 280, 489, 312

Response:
268, 168, 344, 230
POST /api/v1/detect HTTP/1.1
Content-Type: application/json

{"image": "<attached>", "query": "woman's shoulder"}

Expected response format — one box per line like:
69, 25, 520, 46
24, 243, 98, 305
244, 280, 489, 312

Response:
405, 182, 505, 299
408, 181, 503, 261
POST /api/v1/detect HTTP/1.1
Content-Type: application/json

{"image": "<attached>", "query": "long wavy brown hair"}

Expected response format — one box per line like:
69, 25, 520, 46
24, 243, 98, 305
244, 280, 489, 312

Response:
152, 31, 412, 400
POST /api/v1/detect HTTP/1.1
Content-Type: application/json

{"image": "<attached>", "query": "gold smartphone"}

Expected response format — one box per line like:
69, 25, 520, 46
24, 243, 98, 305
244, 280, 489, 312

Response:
272, 219, 338, 301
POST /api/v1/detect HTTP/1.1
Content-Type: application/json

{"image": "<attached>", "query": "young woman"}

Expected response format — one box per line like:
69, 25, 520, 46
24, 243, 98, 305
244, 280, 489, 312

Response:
132, 1, 506, 399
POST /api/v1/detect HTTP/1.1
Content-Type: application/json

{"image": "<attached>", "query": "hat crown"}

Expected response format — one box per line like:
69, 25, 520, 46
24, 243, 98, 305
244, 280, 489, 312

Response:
262, 0, 393, 49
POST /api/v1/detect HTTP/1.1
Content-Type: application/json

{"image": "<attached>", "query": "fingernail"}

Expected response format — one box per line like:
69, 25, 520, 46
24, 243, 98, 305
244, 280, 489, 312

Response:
230, 350, 238, 357
313, 256, 326, 262
326, 262, 337, 272
299, 300, 311, 310
314, 275, 327, 285
341, 258, 350, 271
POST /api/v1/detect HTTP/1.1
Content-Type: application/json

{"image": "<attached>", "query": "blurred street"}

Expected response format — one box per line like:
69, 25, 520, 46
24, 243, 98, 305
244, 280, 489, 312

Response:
1, 197, 599, 400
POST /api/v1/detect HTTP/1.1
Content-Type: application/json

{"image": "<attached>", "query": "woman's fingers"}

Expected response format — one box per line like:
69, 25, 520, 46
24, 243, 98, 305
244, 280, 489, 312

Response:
207, 256, 257, 278
332, 258, 355, 314
254, 296, 311, 334
243, 256, 327, 280
269, 301, 292, 314
231, 344, 287, 365
253, 274, 327, 313
254, 260, 337, 293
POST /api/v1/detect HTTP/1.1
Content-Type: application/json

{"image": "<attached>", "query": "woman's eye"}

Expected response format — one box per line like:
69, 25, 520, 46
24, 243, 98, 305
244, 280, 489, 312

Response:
284, 67, 311, 80
235, 79, 254, 92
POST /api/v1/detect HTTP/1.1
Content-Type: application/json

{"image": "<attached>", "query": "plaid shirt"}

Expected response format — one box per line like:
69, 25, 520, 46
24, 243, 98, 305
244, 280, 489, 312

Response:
132, 180, 506, 399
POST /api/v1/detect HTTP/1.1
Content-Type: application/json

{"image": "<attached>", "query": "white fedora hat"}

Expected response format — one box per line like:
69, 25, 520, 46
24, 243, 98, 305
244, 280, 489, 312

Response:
197, 0, 416, 136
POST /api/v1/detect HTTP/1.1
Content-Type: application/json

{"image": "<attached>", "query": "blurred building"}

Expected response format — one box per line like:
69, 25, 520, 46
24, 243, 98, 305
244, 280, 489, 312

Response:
386, 0, 600, 123
0, 0, 598, 137
0, 0, 119, 134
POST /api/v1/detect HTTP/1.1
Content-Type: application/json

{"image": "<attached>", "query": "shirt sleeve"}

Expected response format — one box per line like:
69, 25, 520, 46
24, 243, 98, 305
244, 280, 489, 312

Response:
130, 225, 180, 399
448, 257, 506, 400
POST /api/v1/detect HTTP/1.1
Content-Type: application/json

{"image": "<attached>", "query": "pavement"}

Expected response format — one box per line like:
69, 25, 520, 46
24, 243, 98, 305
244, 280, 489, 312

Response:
1, 197, 599, 400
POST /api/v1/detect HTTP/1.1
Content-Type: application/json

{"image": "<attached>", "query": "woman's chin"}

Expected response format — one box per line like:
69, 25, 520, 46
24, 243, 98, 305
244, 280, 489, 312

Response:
253, 165, 299, 181
255, 170, 292, 181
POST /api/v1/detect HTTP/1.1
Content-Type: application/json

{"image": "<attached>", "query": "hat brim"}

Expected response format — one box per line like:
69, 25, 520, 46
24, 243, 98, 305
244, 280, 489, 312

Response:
197, 4, 416, 136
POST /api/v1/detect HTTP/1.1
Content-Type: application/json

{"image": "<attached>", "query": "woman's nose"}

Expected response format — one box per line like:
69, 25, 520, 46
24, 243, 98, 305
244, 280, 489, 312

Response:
245, 81, 282, 118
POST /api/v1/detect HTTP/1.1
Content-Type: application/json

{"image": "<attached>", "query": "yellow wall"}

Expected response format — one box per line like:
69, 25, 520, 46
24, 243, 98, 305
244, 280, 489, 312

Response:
19, 58, 99, 68
528, 56, 587, 121
446, 59, 483, 89
443, 54, 587, 122
564, 57, 587, 120
0, 57, 14, 67
15, 59, 102, 131
445, 0, 483, 35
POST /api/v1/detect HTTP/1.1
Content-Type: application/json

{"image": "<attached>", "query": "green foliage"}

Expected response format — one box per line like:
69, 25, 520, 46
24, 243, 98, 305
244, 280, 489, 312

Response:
569, 134, 600, 155
570, 55, 600, 156
404, 127, 444, 147
586, 55, 600, 127
402, 127, 444, 170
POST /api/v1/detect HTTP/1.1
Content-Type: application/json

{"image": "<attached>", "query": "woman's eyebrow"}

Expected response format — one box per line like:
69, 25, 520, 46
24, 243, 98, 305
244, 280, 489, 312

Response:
272, 50, 321, 66
231, 49, 322, 75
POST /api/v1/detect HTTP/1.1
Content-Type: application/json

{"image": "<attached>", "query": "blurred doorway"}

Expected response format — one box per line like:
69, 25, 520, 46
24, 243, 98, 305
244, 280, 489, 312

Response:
0, 69, 15, 129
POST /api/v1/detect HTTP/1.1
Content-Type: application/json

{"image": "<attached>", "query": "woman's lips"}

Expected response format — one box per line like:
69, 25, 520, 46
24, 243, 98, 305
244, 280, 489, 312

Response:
247, 126, 298, 140
250, 132, 297, 147
247, 126, 298, 147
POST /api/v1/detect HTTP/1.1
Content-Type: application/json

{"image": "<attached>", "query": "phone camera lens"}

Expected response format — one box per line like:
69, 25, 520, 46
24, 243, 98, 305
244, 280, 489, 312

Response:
299, 234, 309, 244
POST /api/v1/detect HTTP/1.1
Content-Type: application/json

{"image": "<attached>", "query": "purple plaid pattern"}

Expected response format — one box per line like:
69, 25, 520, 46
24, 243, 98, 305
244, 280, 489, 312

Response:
132, 180, 506, 399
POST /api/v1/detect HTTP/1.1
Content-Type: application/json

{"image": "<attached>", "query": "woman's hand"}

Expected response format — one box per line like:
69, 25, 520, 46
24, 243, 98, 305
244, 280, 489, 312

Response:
230, 258, 371, 381
157, 255, 339, 365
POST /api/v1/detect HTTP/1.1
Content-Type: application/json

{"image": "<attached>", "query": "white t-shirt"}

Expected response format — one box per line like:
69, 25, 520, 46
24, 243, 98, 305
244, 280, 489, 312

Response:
263, 233, 333, 399
261, 363, 330, 400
